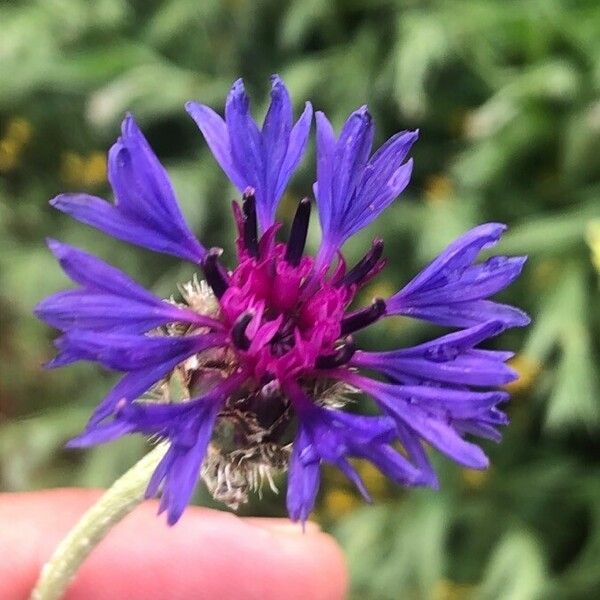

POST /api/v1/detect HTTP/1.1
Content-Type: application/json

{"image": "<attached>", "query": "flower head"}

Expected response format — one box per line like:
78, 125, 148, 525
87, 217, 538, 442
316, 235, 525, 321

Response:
37, 76, 528, 525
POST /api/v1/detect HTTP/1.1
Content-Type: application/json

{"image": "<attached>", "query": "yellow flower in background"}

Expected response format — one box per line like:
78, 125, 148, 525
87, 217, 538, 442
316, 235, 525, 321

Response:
60, 151, 107, 188
356, 459, 389, 497
0, 117, 33, 173
504, 355, 542, 394
462, 468, 489, 490
585, 220, 600, 274
322, 488, 361, 518
531, 258, 562, 289
433, 578, 474, 600
424, 174, 454, 204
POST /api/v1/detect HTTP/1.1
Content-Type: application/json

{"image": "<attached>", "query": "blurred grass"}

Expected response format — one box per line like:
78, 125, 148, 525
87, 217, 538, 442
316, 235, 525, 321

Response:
0, 1, 599, 598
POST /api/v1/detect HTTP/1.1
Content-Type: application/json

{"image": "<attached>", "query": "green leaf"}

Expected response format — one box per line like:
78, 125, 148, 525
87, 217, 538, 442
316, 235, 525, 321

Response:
473, 530, 546, 600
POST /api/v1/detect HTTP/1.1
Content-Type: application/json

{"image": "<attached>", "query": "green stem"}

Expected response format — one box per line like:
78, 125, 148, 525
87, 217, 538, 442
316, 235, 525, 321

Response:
30, 443, 169, 600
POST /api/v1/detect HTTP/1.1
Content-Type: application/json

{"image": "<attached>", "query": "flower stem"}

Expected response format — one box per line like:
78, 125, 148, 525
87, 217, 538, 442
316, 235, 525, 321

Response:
30, 443, 169, 600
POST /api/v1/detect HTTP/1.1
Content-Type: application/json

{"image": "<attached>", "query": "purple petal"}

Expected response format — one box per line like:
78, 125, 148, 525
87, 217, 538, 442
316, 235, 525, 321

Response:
314, 107, 416, 261
411, 257, 527, 305
338, 373, 492, 469
225, 80, 265, 201
353, 321, 518, 387
262, 75, 293, 201
335, 457, 371, 502
46, 239, 154, 300
356, 130, 418, 206
328, 411, 397, 444
67, 418, 136, 447
189, 76, 312, 231
36, 241, 213, 334
356, 441, 423, 487
159, 401, 221, 525
394, 405, 490, 469
344, 131, 417, 235
286, 383, 427, 514
185, 102, 246, 191
390, 299, 531, 328
51, 116, 205, 263
56, 330, 226, 371
399, 223, 508, 297
394, 422, 439, 488
287, 427, 321, 523
331, 106, 374, 216
454, 420, 503, 442
274, 101, 312, 203
35, 290, 193, 334
313, 111, 336, 247
88, 358, 187, 426
71, 374, 246, 525
366, 354, 517, 387
385, 224, 530, 328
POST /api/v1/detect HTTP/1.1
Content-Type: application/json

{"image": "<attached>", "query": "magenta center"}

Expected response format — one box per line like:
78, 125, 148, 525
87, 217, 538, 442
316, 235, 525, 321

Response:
201, 193, 385, 384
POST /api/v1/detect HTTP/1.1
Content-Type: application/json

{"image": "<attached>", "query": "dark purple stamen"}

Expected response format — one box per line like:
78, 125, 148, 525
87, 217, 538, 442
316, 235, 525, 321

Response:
340, 298, 386, 335
243, 188, 259, 258
270, 319, 295, 357
285, 198, 311, 266
316, 337, 356, 368
202, 248, 230, 299
337, 238, 384, 287
232, 312, 253, 350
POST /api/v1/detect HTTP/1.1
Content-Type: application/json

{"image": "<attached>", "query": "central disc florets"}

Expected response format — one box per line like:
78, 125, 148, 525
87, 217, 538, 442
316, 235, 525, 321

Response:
200, 190, 386, 384
222, 245, 350, 376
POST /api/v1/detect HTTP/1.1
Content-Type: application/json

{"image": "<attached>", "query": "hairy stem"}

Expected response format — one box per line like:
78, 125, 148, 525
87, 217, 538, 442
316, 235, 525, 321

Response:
30, 443, 169, 600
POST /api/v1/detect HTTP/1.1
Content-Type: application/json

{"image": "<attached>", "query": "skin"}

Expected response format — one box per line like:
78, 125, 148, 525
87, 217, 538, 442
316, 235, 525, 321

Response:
0, 489, 348, 600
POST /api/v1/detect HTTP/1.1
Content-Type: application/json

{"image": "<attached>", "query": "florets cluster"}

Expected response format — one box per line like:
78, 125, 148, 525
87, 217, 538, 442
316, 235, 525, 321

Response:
36, 76, 529, 525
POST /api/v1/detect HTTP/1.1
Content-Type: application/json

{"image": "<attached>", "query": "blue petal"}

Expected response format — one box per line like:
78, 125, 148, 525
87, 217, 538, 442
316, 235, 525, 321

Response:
89, 357, 193, 426
286, 427, 321, 523
392, 299, 530, 328
36, 240, 211, 334
339, 374, 494, 470
184, 102, 246, 190
225, 79, 265, 201
331, 106, 374, 224
51, 115, 205, 263
355, 130, 417, 206
54, 330, 226, 371
155, 401, 221, 525
35, 290, 190, 333
70, 374, 246, 524
188, 76, 312, 232
312, 112, 336, 242
353, 321, 518, 387
394, 422, 439, 488
386, 224, 530, 328
274, 100, 312, 204
262, 75, 293, 203
285, 383, 425, 523
314, 108, 417, 262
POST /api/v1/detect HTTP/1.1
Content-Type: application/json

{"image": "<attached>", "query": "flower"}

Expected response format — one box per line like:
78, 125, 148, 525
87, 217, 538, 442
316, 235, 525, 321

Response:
37, 76, 528, 525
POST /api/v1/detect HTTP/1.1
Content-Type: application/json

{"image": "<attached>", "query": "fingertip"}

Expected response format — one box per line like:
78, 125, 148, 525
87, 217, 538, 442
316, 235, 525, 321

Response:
0, 489, 348, 600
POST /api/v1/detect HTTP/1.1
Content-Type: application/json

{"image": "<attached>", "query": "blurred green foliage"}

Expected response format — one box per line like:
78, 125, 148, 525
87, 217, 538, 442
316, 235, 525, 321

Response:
1, 1, 599, 598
